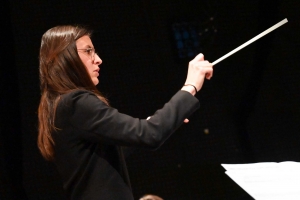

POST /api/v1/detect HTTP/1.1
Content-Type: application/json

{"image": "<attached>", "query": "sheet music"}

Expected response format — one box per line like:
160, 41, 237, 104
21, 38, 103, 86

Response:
221, 162, 300, 200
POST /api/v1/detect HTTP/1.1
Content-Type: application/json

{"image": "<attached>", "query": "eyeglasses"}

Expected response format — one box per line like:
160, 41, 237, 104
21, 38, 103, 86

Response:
77, 47, 97, 60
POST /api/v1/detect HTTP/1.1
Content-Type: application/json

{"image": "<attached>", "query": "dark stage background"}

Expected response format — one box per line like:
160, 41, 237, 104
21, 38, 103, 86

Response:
1, 0, 300, 199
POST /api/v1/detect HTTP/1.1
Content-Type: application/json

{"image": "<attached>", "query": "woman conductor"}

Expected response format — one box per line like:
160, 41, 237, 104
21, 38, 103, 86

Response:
37, 25, 213, 200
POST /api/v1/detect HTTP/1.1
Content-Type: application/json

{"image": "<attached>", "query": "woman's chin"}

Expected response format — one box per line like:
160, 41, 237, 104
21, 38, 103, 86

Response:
93, 78, 99, 85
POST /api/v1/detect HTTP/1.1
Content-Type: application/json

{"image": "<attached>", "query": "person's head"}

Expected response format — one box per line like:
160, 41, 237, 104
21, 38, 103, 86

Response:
38, 25, 107, 160
39, 25, 102, 92
140, 194, 164, 200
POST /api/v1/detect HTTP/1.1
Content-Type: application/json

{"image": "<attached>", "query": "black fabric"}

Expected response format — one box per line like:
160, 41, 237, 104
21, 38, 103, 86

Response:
53, 90, 199, 200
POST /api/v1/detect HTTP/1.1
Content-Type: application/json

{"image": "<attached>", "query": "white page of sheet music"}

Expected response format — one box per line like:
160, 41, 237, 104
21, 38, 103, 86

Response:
221, 162, 300, 200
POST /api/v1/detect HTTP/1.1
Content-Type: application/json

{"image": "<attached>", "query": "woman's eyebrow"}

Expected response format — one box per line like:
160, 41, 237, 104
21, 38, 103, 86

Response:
84, 44, 92, 48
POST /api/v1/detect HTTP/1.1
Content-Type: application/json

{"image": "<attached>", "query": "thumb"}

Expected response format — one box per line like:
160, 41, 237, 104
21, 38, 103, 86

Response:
193, 53, 204, 61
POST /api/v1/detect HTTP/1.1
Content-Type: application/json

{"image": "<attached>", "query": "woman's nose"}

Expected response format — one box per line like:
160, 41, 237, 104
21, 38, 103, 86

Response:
94, 54, 102, 65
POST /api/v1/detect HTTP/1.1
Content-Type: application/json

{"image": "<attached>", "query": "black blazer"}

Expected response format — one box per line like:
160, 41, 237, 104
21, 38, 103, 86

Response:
53, 90, 199, 200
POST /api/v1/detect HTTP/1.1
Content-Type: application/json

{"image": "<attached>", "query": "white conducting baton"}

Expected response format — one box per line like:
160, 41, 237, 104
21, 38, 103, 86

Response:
212, 18, 288, 66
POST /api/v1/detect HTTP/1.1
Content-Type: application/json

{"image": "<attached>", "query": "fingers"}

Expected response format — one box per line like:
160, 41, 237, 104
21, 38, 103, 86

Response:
192, 59, 213, 78
194, 54, 212, 79
205, 67, 214, 80
193, 53, 204, 61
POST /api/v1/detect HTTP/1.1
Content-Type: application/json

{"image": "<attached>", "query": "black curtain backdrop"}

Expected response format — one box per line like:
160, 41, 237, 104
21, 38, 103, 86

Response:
1, 0, 300, 199
0, 0, 27, 199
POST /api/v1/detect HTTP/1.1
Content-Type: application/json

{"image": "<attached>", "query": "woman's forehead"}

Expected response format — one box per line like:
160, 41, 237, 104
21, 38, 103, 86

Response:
76, 35, 93, 48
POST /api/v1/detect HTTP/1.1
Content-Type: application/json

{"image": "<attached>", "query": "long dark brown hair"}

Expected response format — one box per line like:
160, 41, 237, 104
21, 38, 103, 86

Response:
38, 25, 108, 161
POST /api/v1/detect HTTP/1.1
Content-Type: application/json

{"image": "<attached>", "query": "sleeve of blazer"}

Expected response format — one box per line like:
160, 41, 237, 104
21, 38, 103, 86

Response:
58, 90, 200, 149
